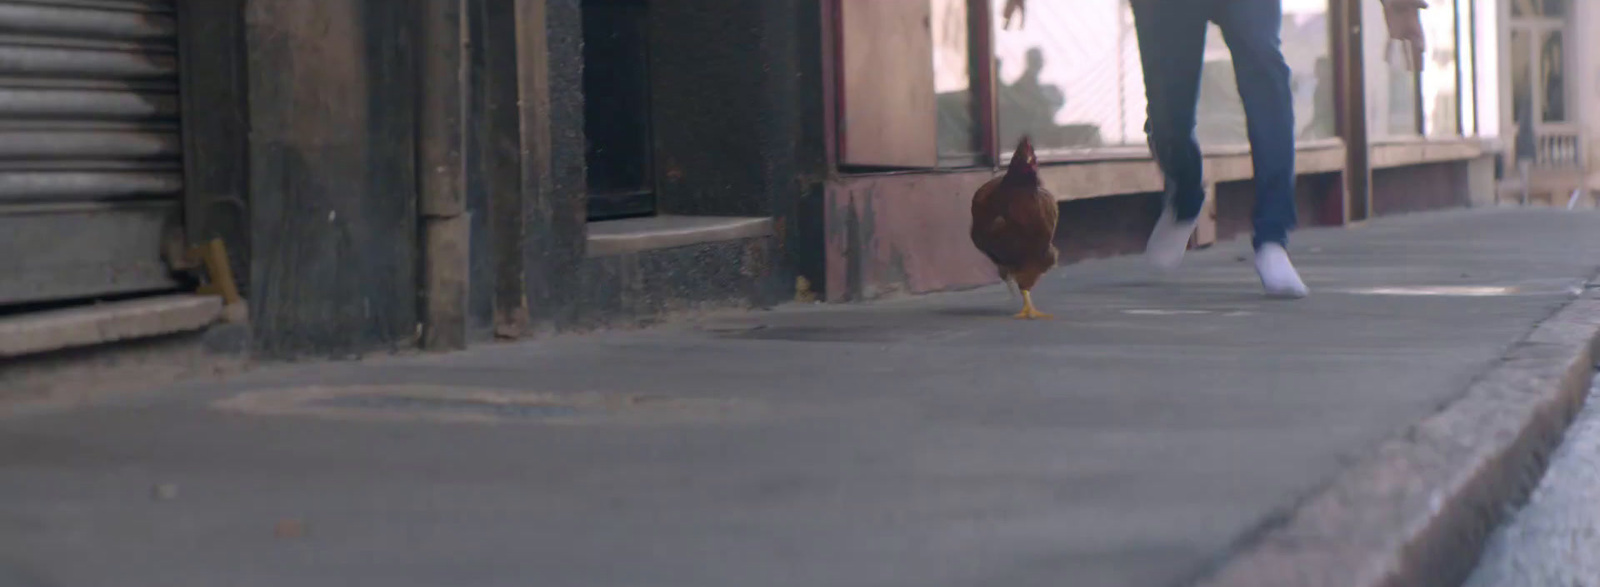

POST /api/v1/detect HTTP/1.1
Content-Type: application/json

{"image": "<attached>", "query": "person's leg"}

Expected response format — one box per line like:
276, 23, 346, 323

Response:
1131, 0, 1209, 271
1214, 0, 1309, 298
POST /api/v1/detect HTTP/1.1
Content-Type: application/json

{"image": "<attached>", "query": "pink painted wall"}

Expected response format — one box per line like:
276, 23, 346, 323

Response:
824, 172, 1000, 302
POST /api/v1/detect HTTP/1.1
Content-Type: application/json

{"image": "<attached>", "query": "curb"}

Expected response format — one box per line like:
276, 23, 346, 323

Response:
1190, 281, 1600, 587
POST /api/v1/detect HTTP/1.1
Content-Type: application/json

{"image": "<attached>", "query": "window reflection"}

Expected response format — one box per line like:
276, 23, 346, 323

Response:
991, 0, 1126, 152
1364, 0, 1419, 137
1285, 5, 1336, 143
1456, 0, 1476, 136
990, 0, 1333, 153
1510, 28, 1533, 161
1421, 0, 1459, 137
1539, 31, 1565, 123
932, 0, 977, 164
1511, 0, 1566, 18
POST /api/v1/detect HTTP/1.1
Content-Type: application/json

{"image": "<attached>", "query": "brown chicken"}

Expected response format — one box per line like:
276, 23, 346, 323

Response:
970, 137, 1059, 319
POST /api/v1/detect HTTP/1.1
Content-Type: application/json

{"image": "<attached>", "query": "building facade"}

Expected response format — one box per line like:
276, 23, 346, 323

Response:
824, 0, 1506, 301
1493, 0, 1598, 205
0, 0, 1549, 363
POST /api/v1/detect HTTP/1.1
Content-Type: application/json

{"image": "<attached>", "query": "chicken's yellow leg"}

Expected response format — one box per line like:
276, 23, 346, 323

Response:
1012, 290, 1053, 320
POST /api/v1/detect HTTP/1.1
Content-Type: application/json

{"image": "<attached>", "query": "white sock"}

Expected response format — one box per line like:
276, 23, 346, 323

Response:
1255, 243, 1309, 299
1145, 204, 1198, 272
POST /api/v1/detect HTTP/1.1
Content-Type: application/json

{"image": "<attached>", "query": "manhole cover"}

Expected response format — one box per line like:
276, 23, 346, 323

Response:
212, 385, 753, 425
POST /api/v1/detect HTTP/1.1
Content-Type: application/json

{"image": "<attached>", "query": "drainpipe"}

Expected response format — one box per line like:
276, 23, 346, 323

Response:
417, 0, 469, 351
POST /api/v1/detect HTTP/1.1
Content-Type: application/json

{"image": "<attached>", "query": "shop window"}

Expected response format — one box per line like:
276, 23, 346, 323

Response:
989, 1, 1133, 152
832, 0, 1481, 171
1364, 0, 1418, 137
933, 0, 980, 165
1538, 30, 1566, 123
1367, 0, 1481, 140
1506, 0, 1570, 165
987, 0, 1334, 154
1191, 1, 1337, 146
1511, 0, 1566, 18
1456, 0, 1478, 136
1421, 0, 1460, 136
1509, 28, 1532, 146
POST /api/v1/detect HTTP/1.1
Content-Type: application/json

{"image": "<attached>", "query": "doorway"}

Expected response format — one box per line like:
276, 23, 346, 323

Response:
581, 0, 656, 220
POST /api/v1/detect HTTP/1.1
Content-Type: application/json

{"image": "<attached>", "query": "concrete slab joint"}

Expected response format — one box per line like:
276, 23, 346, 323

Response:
1191, 272, 1600, 587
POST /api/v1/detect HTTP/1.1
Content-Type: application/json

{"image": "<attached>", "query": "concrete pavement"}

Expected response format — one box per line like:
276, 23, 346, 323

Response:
3, 208, 1600, 587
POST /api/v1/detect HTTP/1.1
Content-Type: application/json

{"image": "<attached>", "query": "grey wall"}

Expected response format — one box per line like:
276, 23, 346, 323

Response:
243, 0, 421, 358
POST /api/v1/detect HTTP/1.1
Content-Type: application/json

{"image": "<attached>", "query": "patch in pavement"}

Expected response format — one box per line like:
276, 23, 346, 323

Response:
1120, 308, 1252, 316
1336, 281, 1584, 297
211, 385, 758, 425
717, 324, 966, 343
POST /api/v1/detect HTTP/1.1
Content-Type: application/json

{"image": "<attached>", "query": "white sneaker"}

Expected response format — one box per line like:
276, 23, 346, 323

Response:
1255, 243, 1309, 299
1145, 204, 1198, 272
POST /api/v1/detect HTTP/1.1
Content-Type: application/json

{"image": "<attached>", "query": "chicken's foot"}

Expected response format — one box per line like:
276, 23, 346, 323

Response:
1013, 290, 1053, 320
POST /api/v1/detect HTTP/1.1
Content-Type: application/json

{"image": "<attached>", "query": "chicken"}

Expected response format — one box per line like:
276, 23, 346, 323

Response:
970, 136, 1059, 320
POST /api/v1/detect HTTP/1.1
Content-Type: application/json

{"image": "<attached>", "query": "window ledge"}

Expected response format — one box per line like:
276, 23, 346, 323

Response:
839, 139, 1348, 179
1371, 138, 1486, 169
586, 215, 774, 258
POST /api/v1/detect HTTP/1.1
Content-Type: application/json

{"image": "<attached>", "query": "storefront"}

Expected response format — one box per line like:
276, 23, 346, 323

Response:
821, 0, 1500, 302
0, 0, 1522, 363
0, 2, 192, 309
1497, 0, 1597, 205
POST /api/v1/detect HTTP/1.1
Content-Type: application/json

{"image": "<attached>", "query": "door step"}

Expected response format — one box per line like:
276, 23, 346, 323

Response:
0, 295, 226, 359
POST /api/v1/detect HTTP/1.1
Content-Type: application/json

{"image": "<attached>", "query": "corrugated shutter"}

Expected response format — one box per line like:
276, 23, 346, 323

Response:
0, 0, 183, 306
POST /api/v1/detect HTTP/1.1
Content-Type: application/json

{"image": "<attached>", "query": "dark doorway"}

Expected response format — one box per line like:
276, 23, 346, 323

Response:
581, 0, 655, 220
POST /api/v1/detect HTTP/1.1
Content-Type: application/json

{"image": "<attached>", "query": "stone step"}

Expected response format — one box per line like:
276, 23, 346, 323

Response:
0, 294, 225, 359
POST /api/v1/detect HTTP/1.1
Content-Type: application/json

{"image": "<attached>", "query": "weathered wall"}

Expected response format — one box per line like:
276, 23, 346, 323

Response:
524, 0, 588, 331
1213, 174, 1339, 244
1372, 162, 1471, 216
192, 0, 821, 355
825, 173, 998, 302
465, 0, 528, 339
178, 0, 251, 290
244, 0, 420, 358
463, 0, 495, 337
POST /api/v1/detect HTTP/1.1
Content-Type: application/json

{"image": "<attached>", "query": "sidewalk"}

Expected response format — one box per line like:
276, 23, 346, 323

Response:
3, 209, 1599, 587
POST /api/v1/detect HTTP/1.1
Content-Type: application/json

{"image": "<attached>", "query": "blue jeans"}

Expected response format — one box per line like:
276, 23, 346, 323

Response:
1132, 0, 1297, 249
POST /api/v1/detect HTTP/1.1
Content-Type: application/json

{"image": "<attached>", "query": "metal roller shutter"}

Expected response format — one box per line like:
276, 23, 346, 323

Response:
0, 0, 183, 307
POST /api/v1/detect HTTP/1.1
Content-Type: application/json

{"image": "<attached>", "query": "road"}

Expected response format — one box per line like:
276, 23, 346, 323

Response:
1466, 375, 1600, 587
